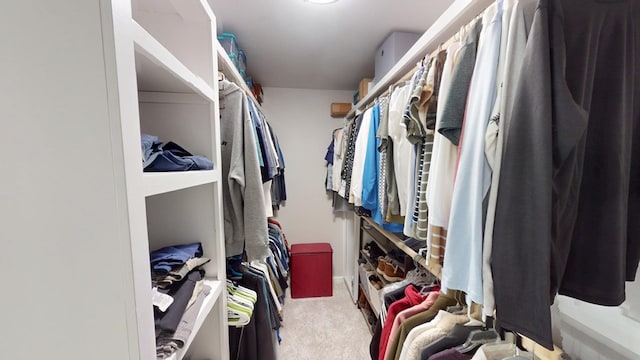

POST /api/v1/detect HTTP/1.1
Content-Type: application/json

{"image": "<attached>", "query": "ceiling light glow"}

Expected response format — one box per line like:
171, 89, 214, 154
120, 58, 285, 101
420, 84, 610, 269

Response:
306, 0, 338, 4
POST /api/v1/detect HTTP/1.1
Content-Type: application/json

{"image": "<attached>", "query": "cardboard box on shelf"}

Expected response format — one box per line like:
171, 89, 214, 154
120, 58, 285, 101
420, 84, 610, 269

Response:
358, 78, 372, 101
331, 102, 352, 118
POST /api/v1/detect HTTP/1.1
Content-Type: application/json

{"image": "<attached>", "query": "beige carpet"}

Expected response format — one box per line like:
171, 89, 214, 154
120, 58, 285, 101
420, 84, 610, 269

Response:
276, 280, 372, 360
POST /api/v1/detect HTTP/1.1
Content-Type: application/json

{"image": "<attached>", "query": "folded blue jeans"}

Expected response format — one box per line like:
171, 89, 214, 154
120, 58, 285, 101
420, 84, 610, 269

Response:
150, 242, 203, 274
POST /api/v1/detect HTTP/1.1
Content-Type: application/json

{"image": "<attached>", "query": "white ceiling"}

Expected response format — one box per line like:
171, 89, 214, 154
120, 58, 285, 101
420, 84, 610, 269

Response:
207, 0, 455, 90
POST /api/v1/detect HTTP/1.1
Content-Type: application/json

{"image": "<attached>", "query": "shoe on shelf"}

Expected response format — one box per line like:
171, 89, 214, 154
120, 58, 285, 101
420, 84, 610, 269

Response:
383, 261, 406, 282
376, 256, 390, 276
364, 241, 384, 259
368, 274, 383, 290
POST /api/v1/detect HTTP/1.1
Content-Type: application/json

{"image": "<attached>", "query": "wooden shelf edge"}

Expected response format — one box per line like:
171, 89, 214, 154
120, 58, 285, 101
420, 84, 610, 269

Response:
360, 216, 442, 279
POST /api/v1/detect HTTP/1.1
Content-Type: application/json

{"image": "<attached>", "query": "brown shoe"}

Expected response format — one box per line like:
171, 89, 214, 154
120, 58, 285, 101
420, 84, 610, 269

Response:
383, 261, 406, 282
376, 256, 390, 276
369, 275, 383, 290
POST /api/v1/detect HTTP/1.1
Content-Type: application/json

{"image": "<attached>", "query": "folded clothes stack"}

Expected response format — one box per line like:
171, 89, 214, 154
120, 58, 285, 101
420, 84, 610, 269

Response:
150, 242, 211, 359
142, 133, 213, 172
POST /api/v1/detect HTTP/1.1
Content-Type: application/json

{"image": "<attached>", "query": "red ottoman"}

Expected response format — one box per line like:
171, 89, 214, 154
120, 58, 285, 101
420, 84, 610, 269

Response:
290, 243, 333, 298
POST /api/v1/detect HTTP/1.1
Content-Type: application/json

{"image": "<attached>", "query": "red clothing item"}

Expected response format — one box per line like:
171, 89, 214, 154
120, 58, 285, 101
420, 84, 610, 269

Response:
383, 290, 440, 360
378, 285, 428, 360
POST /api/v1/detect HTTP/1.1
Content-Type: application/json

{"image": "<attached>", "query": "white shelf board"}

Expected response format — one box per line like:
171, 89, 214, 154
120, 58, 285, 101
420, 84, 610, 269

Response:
216, 42, 264, 112
347, 0, 494, 118
132, 20, 215, 101
133, 0, 213, 23
143, 170, 219, 197
165, 279, 224, 360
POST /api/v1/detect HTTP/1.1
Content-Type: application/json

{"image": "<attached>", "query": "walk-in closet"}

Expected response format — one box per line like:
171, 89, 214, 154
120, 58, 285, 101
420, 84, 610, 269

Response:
3, 0, 639, 359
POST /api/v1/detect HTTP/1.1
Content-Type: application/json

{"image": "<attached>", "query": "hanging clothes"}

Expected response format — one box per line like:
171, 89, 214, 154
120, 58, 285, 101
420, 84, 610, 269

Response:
492, 0, 640, 349
363, 103, 404, 232
481, 0, 537, 319
340, 114, 363, 198
351, 107, 374, 206
228, 268, 278, 360
219, 80, 268, 259
442, 0, 504, 306
425, 38, 462, 267
388, 84, 414, 217
437, 18, 483, 146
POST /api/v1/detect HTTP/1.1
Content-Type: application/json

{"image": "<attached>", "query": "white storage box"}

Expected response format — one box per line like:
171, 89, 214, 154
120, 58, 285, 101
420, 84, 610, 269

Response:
373, 32, 420, 84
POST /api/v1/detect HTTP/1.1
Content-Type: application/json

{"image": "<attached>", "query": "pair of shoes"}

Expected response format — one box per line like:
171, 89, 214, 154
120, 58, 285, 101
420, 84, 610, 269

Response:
376, 256, 390, 276
369, 274, 383, 290
377, 256, 406, 282
357, 291, 370, 310
363, 241, 385, 259
383, 262, 406, 282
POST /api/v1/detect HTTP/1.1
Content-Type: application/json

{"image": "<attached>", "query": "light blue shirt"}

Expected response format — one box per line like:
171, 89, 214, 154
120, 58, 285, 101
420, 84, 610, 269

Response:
442, 0, 503, 305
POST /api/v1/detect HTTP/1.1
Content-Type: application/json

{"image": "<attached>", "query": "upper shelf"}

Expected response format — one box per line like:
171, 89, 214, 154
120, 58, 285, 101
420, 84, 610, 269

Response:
142, 170, 219, 197
215, 42, 264, 113
347, 0, 494, 118
132, 20, 215, 100
361, 216, 442, 279
132, 0, 216, 90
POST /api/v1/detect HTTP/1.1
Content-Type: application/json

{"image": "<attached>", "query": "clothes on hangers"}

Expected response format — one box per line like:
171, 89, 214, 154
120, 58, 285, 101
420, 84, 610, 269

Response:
437, 18, 483, 146
363, 103, 404, 232
228, 267, 278, 360
425, 37, 462, 267
329, 0, 640, 350
419, 323, 484, 360
492, 0, 640, 349
219, 79, 268, 259
385, 292, 458, 360
381, 290, 441, 360
400, 310, 471, 360
481, 0, 537, 320
442, 0, 503, 306
378, 285, 432, 360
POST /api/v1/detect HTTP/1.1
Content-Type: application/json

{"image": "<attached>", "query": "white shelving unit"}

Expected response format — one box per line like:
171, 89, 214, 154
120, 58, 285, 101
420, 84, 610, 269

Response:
3, 0, 228, 359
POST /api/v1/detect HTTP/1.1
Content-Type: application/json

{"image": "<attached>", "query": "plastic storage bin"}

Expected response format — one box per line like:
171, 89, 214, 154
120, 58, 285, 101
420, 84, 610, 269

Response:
238, 49, 247, 72
217, 32, 238, 57
227, 53, 239, 71
373, 32, 420, 84
290, 243, 333, 298
245, 76, 254, 89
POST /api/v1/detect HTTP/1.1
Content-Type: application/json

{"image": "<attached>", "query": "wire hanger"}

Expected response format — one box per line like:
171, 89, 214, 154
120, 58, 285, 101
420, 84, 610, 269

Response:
501, 332, 534, 360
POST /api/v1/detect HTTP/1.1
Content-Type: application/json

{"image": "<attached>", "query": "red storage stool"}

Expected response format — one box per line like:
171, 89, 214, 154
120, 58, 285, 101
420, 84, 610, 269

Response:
290, 243, 333, 298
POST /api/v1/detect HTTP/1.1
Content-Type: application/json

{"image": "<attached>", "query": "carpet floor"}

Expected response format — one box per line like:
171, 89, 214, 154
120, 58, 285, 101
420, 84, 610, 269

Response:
276, 280, 372, 360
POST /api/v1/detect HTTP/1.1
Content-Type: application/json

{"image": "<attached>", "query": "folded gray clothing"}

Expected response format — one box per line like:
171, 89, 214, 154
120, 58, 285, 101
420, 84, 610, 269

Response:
156, 285, 211, 358
155, 270, 202, 333
153, 257, 210, 288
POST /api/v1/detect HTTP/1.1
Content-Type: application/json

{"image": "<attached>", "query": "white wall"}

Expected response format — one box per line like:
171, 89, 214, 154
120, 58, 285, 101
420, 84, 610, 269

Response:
554, 271, 640, 360
262, 87, 354, 277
